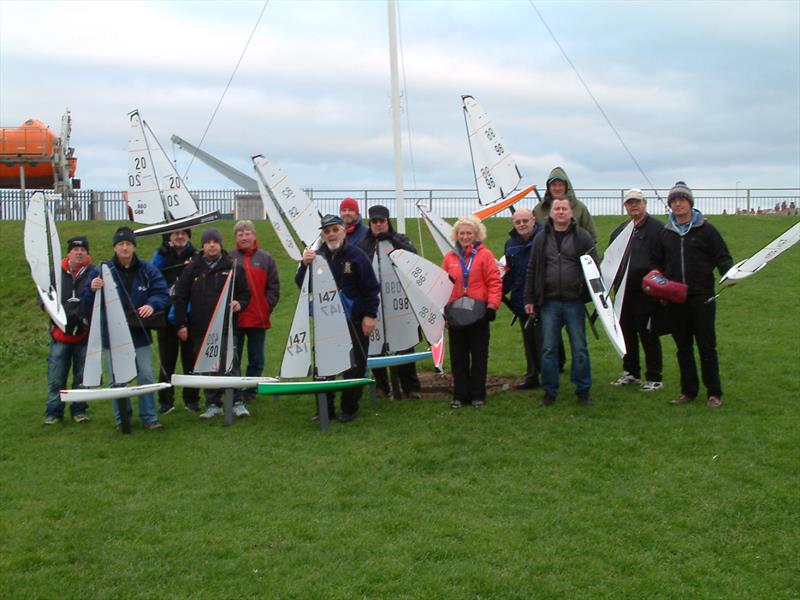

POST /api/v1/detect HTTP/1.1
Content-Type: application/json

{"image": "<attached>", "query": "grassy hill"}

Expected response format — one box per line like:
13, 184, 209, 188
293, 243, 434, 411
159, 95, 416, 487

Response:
1, 214, 798, 598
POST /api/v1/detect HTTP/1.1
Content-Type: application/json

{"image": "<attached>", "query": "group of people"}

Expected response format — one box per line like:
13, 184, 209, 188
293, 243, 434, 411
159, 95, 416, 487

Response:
44, 220, 280, 429
444, 169, 733, 410
41, 171, 735, 429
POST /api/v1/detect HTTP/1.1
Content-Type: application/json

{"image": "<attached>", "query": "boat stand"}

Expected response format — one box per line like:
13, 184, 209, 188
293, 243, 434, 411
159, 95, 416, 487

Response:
316, 393, 330, 432
223, 389, 234, 427
119, 398, 132, 434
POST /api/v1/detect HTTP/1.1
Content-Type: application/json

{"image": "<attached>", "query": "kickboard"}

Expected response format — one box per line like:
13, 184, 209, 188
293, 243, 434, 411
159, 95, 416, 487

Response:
171, 374, 279, 389
580, 255, 626, 358
257, 378, 373, 396
133, 211, 221, 237
367, 351, 432, 369
61, 382, 171, 403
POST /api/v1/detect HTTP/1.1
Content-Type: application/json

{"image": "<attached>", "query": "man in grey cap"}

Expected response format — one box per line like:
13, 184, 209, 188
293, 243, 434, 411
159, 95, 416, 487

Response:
296, 215, 380, 422
609, 189, 665, 392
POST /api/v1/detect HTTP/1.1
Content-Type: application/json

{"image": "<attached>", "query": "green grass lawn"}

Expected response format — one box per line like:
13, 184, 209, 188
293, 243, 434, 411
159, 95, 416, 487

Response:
1, 214, 798, 598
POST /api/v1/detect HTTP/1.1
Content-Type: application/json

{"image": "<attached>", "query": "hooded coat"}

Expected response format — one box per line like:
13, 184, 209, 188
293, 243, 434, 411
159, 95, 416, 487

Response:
533, 166, 597, 241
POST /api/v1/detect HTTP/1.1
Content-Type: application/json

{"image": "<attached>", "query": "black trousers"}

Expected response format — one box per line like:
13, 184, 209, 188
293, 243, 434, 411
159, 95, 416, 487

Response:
518, 314, 540, 383
372, 346, 422, 396
325, 318, 369, 416
448, 318, 490, 404
157, 324, 199, 406
619, 294, 663, 382
669, 297, 722, 398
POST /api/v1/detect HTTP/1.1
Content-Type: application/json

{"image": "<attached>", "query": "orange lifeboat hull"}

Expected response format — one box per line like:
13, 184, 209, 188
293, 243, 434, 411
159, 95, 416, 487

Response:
0, 118, 77, 188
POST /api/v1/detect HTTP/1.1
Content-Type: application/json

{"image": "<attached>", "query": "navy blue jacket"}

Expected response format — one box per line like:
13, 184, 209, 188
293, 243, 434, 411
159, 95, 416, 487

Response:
295, 240, 380, 321
503, 224, 542, 316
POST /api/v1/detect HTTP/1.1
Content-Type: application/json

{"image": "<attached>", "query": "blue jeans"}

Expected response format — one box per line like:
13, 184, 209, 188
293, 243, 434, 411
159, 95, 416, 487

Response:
236, 328, 266, 400
109, 344, 158, 425
540, 300, 591, 398
46, 339, 88, 419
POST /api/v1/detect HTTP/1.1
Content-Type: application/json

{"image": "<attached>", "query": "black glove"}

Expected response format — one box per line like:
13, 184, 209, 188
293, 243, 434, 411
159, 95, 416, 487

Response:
486, 308, 496, 322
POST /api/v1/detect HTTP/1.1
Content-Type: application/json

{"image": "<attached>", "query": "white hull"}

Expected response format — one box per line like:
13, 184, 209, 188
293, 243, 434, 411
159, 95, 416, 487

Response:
581, 255, 626, 358
171, 374, 278, 389
61, 382, 171, 403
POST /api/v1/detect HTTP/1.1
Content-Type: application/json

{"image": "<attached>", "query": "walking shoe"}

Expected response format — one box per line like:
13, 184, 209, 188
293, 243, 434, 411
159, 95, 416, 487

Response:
159, 404, 175, 415
185, 402, 201, 413
199, 405, 223, 419
473, 399, 485, 407
143, 421, 164, 430
338, 412, 357, 423
233, 402, 250, 418
611, 372, 641, 386
43, 416, 61, 426
449, 400, 463, 409
578, 393, 592, 406
72, 413, 90, 423
670, 393, 695, 405
540, 394, 556, 406
516, 378, 540, 390
640, 381, 664, 392
707, 396, 723, 408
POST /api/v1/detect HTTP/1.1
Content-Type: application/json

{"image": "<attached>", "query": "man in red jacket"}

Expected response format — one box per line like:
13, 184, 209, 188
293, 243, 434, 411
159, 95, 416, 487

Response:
230, 220, 281, 404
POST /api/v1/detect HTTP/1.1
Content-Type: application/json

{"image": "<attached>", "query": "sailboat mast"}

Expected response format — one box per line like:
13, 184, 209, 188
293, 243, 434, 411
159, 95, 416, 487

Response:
138, 115, 174, 223
387, 0, 405, 233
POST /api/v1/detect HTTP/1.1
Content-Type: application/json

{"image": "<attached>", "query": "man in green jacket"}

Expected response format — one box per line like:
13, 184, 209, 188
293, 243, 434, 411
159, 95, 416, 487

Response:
533, 166, 597, 242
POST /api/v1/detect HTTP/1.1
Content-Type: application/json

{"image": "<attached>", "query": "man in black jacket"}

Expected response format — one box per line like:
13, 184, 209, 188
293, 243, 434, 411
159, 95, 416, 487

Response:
653, 182, 734, 408
152, 229, 200, 413
173, 228, 250, 419
523, 199, 598, 406
609, 189, 665, 392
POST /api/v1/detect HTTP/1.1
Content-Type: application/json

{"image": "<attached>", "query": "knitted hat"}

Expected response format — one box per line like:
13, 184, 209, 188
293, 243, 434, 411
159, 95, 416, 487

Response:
201, 228, 223, 246
67, 235, 89, 252
112, 227, 137, 246
339, 197, 360, 213
320, 214, 345, 229
368, 205, 390, 220
668, 181, 694, 206
624, 188, 645, 203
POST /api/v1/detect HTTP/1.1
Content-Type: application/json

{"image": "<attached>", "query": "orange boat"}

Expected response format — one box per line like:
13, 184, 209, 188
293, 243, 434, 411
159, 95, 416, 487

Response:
0, 117, 77, 188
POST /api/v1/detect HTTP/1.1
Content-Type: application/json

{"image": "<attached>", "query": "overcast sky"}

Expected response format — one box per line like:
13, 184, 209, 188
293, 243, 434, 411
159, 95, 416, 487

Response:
1, 0, 798, 192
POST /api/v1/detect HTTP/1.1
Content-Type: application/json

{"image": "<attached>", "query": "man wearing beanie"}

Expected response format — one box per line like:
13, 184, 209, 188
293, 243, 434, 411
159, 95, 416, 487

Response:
358, 205, 422, 399
152, 229, 201, 414
85, 227, 169, 430
533, 166, 597, 242
230, 220, 281, 405
173, 228, 251, 419
653, 181, 734, 408
43, 236, 94, 425
609, 189, 665, 392
339, 197, 369, 245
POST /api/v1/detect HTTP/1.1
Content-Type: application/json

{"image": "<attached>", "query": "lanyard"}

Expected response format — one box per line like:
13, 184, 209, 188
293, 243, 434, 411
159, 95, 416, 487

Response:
457, 245, 478, 291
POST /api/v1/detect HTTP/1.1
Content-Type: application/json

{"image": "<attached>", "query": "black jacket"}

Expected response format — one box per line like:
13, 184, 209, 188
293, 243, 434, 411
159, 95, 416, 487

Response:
503, 224, 542, 316
172, 251, 250, 334
609, 213, 665, 296
357, 227, 417, 258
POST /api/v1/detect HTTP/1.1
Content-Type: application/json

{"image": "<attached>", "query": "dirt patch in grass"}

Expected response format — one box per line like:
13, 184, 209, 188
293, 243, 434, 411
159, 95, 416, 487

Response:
377, 370, 526, 400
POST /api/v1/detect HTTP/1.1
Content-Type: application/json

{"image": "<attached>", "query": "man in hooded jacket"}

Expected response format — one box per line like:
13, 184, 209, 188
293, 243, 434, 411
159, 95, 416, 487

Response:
533, 166, 597, 242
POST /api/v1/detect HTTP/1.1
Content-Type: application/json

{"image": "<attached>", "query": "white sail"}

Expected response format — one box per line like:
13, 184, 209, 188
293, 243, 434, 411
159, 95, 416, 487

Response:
462, 95, 522, 205
252, 155, 320, 248
82, 288, 104, 387
613, 260, 629, 319
193, 268, 233, 374
376, 241, 419, 352
281, 270, 312, 378
600, 220, 634, 289
311, 256, 354, 377
722, 222, 800, 282
389, 249, 454, 346
253, 158, 303, 260
47, 202, 63, 305
127, 111, 166, 224
368, 252, 385, 355
102, 265, 138, 384
418, 206, 455, 256
142, 119, 199, 220
225, 262, 236, 374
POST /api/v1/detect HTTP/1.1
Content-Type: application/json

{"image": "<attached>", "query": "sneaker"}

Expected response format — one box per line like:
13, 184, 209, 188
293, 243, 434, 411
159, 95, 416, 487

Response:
670, 393, 695, 405
159, 404, 175, 415
707, 396, 723, 408
516, 378, 540, 390
72, 413, 90, 423
185, 402, 201, 413
199, 405, 223, 419
611, 371, 641, 386
449, 400, 463, 409
338, 412, 357, 423
540, 394, 556, 406
473, 399, 485, 407
641, 381, 664, 392
578, 393, 592, 406
233, 402, 250, 418
143, 421, 164, 430
43, 416, 61, 426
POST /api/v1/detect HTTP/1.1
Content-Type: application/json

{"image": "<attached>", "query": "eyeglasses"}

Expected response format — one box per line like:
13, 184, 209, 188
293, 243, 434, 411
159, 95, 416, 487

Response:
370, 218, 388, 223
512, 218, 532, 225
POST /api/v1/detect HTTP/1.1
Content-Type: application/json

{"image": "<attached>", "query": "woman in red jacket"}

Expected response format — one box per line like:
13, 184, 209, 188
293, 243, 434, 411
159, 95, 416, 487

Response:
441, 216, 502, 408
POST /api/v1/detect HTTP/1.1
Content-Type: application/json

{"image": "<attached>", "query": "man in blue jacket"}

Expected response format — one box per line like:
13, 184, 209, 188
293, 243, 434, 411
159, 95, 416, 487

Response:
503, 208, 542, 389
297, 214, 379, 422
87, 227, 169, 430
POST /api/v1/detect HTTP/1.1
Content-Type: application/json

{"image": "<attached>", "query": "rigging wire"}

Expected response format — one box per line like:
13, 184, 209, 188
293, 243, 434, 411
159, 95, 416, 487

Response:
396, 1, 427, 257
529, 1, 666, 207
181, 0, 270, 180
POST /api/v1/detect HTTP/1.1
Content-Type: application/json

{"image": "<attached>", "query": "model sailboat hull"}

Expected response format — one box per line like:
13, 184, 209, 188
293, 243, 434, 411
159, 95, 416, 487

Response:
133, 211, 221, 237
367, 351, 432, 368
172, 374, 278, 389
581, 255, 626, 358
61, 382, 171, 403
257, 378, 373, 396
